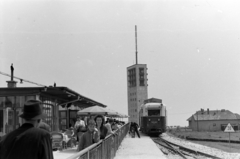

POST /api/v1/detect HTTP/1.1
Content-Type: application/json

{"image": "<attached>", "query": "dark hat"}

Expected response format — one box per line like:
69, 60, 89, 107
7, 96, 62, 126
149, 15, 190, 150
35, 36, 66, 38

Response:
108, 118, 113, 123
19, 100, 47, 120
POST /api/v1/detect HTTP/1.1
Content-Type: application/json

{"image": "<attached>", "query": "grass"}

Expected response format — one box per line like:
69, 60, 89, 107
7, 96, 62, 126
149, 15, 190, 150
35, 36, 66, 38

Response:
190, 141, 240, 153
168, 129, 240, 153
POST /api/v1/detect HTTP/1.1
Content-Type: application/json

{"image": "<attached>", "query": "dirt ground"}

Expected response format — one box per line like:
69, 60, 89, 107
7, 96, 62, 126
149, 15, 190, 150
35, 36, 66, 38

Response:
168, 129, 240, 153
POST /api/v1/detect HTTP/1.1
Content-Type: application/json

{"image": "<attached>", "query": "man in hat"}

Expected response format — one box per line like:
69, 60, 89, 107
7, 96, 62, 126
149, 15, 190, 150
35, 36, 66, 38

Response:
0, 100, 54, 159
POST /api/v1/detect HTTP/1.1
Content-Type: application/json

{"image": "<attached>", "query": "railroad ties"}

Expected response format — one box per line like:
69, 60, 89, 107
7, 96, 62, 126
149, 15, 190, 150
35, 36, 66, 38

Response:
152, 137, 221, 159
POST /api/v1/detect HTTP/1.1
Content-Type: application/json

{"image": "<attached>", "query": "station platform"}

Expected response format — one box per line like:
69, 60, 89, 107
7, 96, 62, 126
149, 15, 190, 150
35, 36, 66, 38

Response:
114, 132, 167, 159
53, 132, 167, 159
53, 146, 77, 159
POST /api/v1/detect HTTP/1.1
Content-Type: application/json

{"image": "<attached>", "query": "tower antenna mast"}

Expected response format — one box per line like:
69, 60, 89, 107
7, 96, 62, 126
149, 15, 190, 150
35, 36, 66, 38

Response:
135, 25, 138, 64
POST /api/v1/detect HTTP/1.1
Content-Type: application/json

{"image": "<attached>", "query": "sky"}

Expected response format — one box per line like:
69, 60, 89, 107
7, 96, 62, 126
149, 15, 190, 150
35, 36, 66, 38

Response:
1, 0, 240, 126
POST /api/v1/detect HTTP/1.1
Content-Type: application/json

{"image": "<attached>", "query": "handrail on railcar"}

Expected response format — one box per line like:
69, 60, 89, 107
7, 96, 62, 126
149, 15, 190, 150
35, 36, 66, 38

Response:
66, 122, 130, 159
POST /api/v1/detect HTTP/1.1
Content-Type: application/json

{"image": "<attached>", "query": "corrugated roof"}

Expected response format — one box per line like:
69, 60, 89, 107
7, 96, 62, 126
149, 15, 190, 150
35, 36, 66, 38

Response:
187, 110, 240, 121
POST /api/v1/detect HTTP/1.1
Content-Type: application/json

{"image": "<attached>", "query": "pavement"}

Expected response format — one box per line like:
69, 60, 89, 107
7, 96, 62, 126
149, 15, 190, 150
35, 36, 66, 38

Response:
53, 146, 78, 159
114, 132, 167, 159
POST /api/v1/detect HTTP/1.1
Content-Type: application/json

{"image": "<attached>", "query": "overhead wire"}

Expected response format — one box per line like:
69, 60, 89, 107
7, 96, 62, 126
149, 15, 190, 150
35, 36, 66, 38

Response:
0, 71, 46, 87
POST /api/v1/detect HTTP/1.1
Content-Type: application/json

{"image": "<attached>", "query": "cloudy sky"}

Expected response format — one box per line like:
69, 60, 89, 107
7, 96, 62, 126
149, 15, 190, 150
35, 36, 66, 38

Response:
1, 0, 240, 126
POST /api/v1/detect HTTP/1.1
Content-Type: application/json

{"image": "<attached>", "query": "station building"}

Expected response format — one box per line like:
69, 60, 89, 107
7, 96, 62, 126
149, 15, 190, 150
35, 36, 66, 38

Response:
187, 109, 240, 131
0, 79, 105, 136
127, 64, 148, 124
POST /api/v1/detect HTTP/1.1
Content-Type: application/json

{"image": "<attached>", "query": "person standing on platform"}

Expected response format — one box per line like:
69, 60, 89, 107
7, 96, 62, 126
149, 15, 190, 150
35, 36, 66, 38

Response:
0, 100, 53, 159
74, 117, 86, 142
111, 122, 119, 131
94, 115, 108, 139
77, 119, 100, 151
130, 122, 141, 138
84, 116, 88, 127
105, 118, 114, 135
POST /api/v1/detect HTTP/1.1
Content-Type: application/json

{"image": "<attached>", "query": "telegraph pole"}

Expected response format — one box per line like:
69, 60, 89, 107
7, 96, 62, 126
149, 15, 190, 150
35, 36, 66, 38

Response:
197, 111, 199, 132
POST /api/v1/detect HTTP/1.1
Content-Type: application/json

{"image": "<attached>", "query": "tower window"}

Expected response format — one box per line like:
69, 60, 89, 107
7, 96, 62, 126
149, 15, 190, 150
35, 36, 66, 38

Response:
139, 68, 145, 86
128, 68, 136, 87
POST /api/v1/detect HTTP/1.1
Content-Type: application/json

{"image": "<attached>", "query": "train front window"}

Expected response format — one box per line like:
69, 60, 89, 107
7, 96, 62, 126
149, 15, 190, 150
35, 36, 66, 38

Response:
148, 110, 160, 116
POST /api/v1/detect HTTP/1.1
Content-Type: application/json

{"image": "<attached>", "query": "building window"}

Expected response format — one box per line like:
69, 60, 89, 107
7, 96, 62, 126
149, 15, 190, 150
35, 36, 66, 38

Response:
5, 96, 14, 108
0, 97, 5, 109
40, 97, 55, 131
0, 109, 3, 133
139, 68, 145, 86
16, 96, 25, 108
128, 68, 136, 87
0, 97, 5, 133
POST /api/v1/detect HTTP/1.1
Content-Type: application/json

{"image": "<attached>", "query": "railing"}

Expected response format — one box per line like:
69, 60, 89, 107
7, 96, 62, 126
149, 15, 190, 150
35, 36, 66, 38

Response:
66, 122, 130, 159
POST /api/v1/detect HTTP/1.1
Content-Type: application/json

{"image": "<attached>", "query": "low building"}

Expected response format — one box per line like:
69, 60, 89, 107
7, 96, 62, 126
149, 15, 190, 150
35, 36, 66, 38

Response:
0, 65, 106, 137
0, 86, 106, 135
187, 109, 240, 131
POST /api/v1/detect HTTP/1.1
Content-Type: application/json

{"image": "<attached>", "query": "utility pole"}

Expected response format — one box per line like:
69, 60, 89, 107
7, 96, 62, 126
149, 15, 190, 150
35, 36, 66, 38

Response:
197, 111, 199, 132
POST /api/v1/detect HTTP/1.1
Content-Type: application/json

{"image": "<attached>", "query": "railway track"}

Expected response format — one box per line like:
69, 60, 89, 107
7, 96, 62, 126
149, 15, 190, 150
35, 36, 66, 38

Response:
152, 137, 222, 159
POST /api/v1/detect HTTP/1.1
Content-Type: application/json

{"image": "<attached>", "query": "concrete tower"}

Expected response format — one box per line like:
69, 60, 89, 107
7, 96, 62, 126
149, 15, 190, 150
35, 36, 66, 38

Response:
127, 26, 148, 124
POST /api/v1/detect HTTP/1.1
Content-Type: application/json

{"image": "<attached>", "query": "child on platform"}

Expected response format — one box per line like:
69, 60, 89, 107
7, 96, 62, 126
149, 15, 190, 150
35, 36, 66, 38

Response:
77, 119, 100, 151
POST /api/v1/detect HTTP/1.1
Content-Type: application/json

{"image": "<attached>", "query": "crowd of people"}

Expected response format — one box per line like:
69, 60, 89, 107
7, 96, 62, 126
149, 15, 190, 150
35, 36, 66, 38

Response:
74, 115, 125, 151
0, 99, 131, 159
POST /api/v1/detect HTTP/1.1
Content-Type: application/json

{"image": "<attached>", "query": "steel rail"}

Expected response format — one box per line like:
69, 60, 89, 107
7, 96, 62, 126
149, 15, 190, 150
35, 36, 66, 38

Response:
157, 137, 222, 159
153, 139, 187, 159
153, 139, 174, 153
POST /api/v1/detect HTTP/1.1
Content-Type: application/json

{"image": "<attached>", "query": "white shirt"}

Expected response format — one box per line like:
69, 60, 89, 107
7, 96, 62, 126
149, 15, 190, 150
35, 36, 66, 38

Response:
105, 123, 113, 135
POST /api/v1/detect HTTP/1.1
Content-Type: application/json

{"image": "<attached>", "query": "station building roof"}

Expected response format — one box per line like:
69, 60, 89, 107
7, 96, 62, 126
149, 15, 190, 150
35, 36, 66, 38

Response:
187, 109, 240, 121
0, 86, 106, 108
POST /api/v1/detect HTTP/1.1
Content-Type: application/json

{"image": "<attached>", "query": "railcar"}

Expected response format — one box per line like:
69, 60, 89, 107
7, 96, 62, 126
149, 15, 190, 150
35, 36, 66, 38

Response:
139, 98, 167, 136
